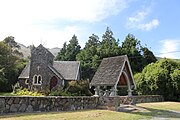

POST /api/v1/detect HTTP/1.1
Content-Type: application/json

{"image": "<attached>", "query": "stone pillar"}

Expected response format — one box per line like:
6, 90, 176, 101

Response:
110, 86, 118, 96
127, 89, 133, 96
94, 86, 100, 96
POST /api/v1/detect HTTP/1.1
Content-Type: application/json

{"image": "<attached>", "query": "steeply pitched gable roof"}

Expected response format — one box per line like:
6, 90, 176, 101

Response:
18, 61, 80, 80
90, 55, 135, 86
48, 65, 64, 79
32, 44, 54, 59
53, 61, 80, 80
18, 62, 30, 79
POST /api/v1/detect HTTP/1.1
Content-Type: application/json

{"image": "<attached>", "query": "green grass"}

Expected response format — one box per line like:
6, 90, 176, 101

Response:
0, 102, 180, 120
0, 110, 144, 120
0, 92, 15, 96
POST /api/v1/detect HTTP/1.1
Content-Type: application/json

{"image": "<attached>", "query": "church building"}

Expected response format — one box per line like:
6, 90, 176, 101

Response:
18, 44, 80, 92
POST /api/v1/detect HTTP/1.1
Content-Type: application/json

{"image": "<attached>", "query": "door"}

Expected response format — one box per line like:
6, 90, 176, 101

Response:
50, 76, 58, 91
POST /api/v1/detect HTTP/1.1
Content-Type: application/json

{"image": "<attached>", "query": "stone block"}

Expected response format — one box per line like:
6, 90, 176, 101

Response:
26, 105, 33, 112
10, 104, 20, 112
19, 104, 27, 112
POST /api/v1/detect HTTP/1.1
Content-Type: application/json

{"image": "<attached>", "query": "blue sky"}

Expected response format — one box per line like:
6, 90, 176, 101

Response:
0, 0, 180, 58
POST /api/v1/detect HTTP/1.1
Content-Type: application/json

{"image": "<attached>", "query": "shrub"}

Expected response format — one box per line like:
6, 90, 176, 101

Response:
50, 80, 93, 96
50, 89, 72, 96
66, 80, 93, 96
13, 88, 44, 96
134, 58, 180, 101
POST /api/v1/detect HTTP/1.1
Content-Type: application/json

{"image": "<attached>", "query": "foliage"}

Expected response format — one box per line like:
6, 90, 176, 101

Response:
50, 80, 92, 96
135, 58, 180, 101
77, 28, 156, 79
3, 36, 23, 57
121, 34, 157, 73
142, 47, 157, 64
98, 27, 120, 58
76, 34, 100, 79
11, 83, 44, 96
66, 80, 92, 96
14, 88, 44, 96
0, 40, 28, 92
50, 89, 72, 96
56, 35, 81, 61
77, 28, 121, 79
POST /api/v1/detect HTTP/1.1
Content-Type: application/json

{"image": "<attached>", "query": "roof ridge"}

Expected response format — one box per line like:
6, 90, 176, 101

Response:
103, 55, 127, 60
48, 65, 64, 79
32, 44, 54, 57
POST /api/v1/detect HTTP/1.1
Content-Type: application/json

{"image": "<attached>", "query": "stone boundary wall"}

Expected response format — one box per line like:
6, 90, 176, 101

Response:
0, 95, 163, 114
0, 96, 98, 114
99, 95, 164, 107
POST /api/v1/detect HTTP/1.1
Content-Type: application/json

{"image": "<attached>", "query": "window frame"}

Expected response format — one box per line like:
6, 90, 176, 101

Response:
33, 74, 42, 85
25, 79, 29, 85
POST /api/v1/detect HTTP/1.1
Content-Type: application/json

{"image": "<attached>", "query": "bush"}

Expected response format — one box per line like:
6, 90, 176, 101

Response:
50, 80, 93, 96
66, 80, 93, 96
134, 58, 180, 101
50, 89, 72, 96
13, 88, 44, 96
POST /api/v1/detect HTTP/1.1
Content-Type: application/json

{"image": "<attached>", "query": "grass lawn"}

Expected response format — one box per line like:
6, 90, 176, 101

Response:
0, 102, 180, 120
0, 92, 15, 96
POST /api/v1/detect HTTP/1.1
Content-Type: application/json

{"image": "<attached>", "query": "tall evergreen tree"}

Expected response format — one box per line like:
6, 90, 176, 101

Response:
56, 35, 81, 61
142, 47, 157, 64
121, 34, 144, 73
76, 34, 100, 79
98, 27, 120, 58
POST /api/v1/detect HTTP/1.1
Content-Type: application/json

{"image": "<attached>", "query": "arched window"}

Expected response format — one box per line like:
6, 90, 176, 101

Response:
38, 75, 42, 84
33, 74, 42, 85
25, 79, 29, 84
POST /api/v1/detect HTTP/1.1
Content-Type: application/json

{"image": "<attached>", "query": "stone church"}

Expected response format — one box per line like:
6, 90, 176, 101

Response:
18, 44, 80, 92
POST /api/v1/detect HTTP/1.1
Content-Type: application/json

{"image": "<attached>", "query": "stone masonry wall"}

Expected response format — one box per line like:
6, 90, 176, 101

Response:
0, 96, 98, 114
0, 95, 163, 114
99, 95, 164, 107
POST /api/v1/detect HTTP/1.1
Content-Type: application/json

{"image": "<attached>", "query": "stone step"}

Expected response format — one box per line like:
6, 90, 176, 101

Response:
97, 105, 116, 111
117, 107, 136, 112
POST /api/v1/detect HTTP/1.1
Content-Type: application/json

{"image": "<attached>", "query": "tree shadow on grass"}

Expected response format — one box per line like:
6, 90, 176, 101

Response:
128, 106, 180, 119
0, 109, 95, 119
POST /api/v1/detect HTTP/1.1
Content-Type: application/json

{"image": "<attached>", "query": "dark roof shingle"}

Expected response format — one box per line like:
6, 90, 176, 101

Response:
90, 55, 127, 86
53, 61, 80, 80
18, 61, 80, 80
18, 63, 30, 79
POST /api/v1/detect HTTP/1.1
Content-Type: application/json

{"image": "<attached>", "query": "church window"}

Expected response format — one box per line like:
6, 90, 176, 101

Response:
33, 74, 42, 85
38, 75, 42, 84
25, 79, 29, 84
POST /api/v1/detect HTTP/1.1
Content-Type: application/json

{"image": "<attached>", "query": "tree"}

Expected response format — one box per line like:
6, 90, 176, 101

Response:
3, 36, 20, 49
76, 34, 100, 79
134, 58, 180, 101
121, 34, 144, 73
142, 47, 157, 64
3, 36, 23, 57
171, 69, 180, 100
98, 27, 120, 58
56, 42, 67, 60
56, 35, 81, 61
0, 41, 28, 92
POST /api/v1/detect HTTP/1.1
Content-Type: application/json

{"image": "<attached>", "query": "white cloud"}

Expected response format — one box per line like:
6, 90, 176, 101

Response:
0, 0, 128, 48
126, 5, 159, 31
159, 39, 180, 59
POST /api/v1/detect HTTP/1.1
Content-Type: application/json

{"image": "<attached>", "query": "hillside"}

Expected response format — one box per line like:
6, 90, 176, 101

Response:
18, 43, 60, 58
